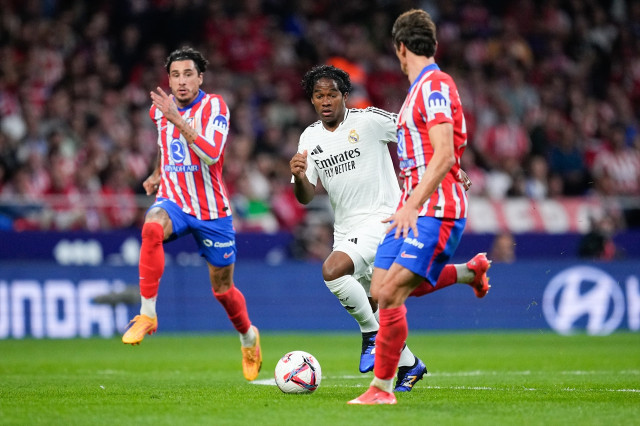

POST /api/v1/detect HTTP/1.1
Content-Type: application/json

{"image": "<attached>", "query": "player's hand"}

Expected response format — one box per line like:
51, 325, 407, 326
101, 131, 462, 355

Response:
456, 168, 472, 191
290, 150, 308, 180
143, 174, 161, 196
382, 205, 419, 239
150, 87, 180, 122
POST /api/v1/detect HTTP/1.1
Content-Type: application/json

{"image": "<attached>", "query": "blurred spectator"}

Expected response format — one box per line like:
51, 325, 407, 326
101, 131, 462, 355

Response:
100, 164, 138, 229
591, 122, 640, 196
547, 122, 591, 196
0, 0, 637, 249
476, 96, 530, 171
578, 214, 620, 261
489, 231, 516, 263
524, 155, 549, 200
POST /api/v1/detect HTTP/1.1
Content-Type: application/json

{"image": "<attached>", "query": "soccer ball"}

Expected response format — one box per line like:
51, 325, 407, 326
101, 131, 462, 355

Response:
274, 350, 322, 394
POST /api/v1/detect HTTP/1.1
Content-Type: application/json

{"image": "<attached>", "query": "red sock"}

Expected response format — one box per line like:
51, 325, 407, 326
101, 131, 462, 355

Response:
373, 305, 408, 380
214, 285, 251, 334
409, 264, 458, 297
139, 222, 165, 298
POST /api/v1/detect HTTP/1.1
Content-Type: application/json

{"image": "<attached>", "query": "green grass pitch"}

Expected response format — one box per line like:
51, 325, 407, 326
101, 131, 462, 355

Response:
1, 332, 638, 425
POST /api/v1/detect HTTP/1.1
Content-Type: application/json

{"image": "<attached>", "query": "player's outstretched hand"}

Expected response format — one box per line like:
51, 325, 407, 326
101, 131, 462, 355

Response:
150, 87, 180, 122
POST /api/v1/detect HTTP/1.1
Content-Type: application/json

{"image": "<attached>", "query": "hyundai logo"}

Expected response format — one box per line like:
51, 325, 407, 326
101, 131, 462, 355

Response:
543, 266, 625, 335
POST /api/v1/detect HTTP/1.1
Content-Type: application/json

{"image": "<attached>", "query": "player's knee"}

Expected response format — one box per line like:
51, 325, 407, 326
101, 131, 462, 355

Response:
322, 255, 354, 281
322, 262, 341, 281
370, 285, 379, 302
141, 222, 164, 244
209, 264, 234, 293
376, 283, 402, 308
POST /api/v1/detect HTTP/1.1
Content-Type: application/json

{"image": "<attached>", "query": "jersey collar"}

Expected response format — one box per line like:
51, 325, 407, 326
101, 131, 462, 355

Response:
409, 63, 440, 92
177, 89, 205, 112
322, 108, 350, 132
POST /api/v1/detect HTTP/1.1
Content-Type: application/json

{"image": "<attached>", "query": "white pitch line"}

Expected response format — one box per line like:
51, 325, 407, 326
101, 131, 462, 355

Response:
333, 369, 640, 379
253, 370, 640, 393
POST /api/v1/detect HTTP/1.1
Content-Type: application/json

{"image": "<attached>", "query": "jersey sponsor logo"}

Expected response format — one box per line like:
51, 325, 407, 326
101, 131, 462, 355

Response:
399, 159, 416, 169
397, 128, 416, 171
348, 129, 359, 144
426, 90, 451, 120
170, 139, 187, 163
212, 115, 228, 134
400, 251, 417, 259
164, 164, 200, 172
312, 148, 361, 169
397, 129, 405, 154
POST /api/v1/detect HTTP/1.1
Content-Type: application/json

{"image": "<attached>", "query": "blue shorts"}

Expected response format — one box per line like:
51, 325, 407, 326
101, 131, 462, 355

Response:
374, 216, 466, 285
149, 198, 236, 267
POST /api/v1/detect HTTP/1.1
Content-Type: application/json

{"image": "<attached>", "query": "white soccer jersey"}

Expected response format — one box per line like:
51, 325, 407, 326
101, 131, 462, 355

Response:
298, 107, 400, 234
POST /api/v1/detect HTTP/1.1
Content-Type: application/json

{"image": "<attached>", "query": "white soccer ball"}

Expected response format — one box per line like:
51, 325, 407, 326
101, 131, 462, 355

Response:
274, 350, 322, 394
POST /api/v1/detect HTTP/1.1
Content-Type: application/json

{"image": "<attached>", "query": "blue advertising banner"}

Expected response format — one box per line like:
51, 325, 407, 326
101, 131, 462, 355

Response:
1, 229, 640, 263
1, 259, 638, 339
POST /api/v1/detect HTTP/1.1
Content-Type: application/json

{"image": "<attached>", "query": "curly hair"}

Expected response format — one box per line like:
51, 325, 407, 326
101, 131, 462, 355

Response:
301, 65, 352, 99
165, 46, 209, 74
392, 9, 437, 58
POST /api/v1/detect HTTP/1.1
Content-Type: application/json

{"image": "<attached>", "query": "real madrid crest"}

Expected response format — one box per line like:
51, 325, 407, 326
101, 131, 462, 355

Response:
348, 129, 359, 144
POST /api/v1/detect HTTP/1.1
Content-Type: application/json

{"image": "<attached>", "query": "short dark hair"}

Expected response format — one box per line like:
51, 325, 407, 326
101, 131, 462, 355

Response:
392, 9, 437, 58
301, 65, 352, 99
165, 46, 208, 74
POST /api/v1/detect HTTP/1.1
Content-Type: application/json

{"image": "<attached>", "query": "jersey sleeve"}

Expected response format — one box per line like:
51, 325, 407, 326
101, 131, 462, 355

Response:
365, 107, 398, 145
421, 74, 455, 130
189, 95, 230, 165
296, 129, 318, 186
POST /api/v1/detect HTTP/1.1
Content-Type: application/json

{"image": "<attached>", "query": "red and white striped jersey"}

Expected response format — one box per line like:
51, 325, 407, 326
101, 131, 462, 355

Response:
396, 64, 469, 219
149, 90, 232, 220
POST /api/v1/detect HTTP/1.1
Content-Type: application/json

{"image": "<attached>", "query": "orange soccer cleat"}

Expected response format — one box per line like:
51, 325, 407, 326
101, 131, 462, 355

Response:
467, 252, 492, 298
348, 386, 397, 405
122, 314, 158, 345
241, 325, 262, 381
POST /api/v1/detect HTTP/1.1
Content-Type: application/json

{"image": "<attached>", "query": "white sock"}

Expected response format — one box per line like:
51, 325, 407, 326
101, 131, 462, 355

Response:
454, 263, 474, 283
240, 326, 256, 347
325, 275, 379, 333
371, 376, 394, 393
140, 295, 157, 318
398, 344, 416, 368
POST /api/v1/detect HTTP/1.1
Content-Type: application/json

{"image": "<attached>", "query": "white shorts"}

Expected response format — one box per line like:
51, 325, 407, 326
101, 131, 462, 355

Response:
333, 216, 389, 293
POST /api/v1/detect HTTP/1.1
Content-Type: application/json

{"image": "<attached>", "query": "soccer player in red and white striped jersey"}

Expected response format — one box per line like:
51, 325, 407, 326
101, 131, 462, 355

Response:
122, 47, 261, 382
349, 9, 491, 405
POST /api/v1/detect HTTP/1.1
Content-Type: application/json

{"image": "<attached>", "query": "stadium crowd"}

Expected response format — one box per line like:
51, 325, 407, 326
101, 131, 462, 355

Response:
0, 0, 639, 257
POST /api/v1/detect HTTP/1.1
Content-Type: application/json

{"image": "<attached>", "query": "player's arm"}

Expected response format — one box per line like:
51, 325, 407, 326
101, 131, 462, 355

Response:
290, 150, 315, 204
386, 122, 455, 238
143, 151, 162, 196
150, 87, 222, 165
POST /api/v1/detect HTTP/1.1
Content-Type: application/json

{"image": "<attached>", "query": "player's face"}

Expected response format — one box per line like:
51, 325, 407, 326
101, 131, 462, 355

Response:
311, 78, 348, 131
168, 60, 203, 108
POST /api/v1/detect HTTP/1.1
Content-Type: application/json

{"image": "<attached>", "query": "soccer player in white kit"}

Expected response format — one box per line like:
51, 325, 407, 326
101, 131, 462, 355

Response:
290, 65, 425, 392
